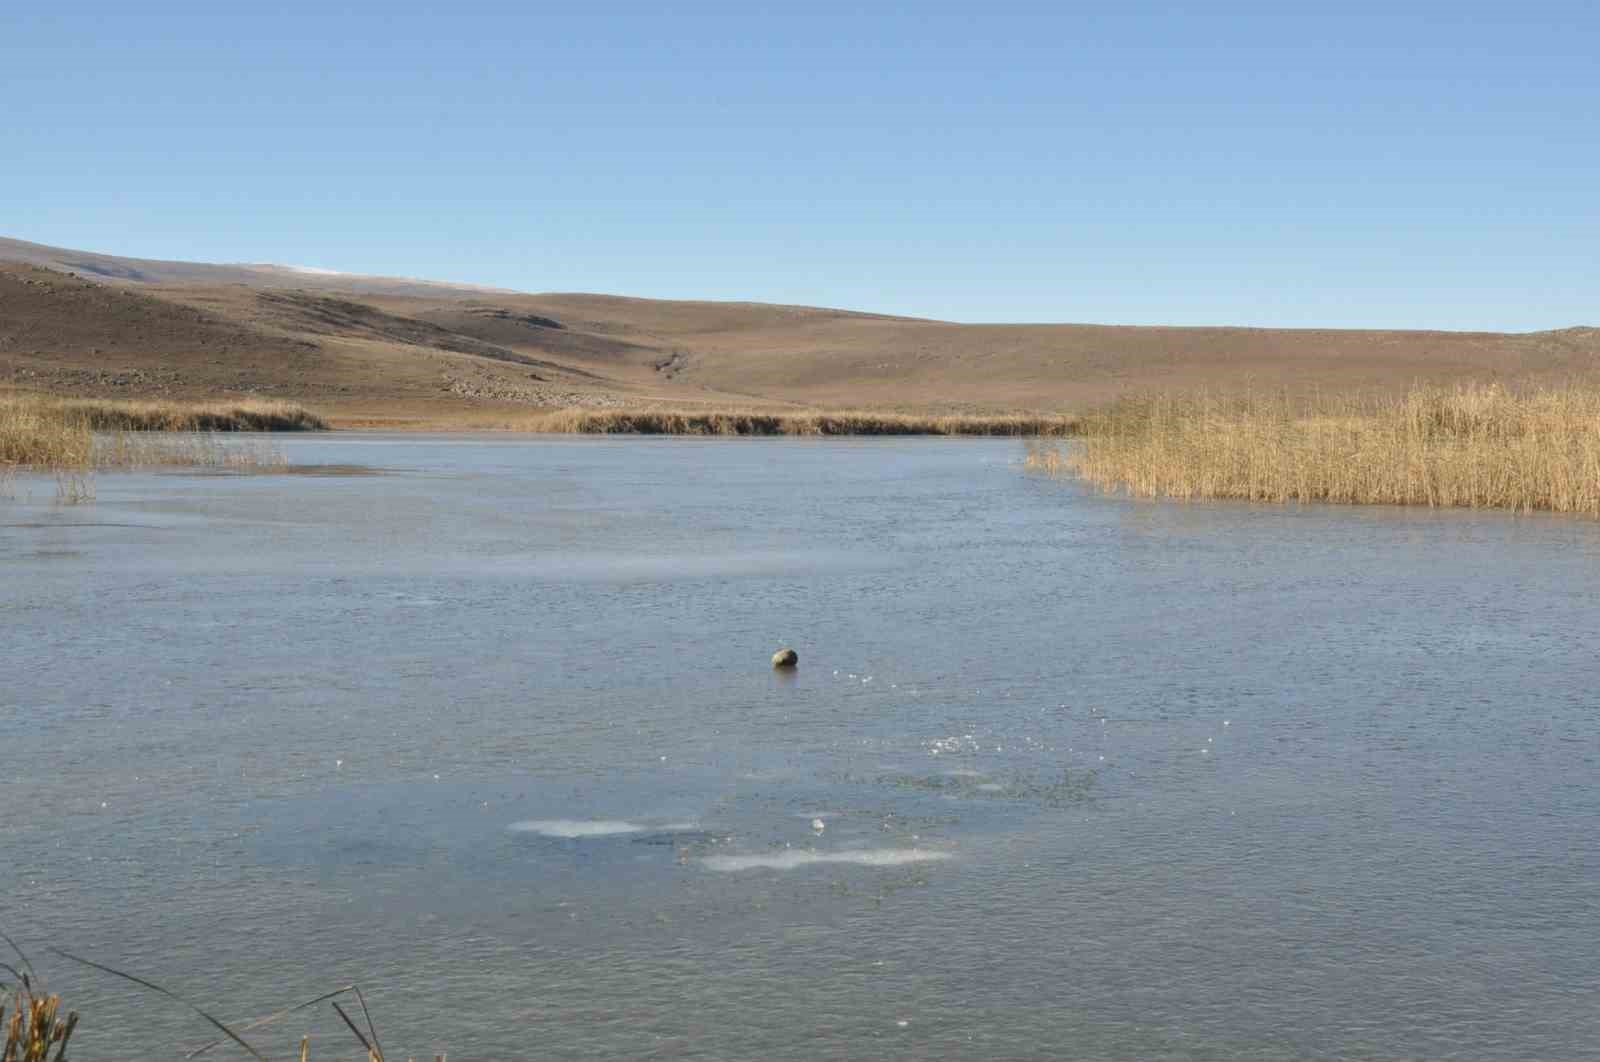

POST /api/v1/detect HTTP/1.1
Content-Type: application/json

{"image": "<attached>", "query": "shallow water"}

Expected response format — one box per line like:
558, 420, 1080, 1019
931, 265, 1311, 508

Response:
4, 435, 1600, 1060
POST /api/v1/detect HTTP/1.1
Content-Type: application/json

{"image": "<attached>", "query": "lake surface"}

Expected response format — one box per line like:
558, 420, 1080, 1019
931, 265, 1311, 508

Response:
5, 435, 1600, 1060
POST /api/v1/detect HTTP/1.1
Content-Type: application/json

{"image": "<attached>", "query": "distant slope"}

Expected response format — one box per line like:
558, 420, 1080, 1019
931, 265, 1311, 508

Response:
454, 292, 1600, 408
0, 236, 515, 297
0, 263, 326, 395
2, 236, 1596, 421
0, 262, 628, 404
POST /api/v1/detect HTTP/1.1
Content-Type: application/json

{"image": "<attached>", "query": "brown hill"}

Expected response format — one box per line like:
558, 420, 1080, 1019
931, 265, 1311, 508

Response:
2, 237, 1595, 426
0, 235, 518, 297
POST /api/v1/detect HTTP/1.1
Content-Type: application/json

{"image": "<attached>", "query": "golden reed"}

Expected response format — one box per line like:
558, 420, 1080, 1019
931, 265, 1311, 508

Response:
1026, 382, 1600, 516
41, 397, 326, 433
1, 394, 319, 501
2, 989, 77, 1062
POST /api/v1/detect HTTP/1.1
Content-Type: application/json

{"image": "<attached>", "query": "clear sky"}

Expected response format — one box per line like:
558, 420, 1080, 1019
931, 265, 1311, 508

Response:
3, 1, 1594, 330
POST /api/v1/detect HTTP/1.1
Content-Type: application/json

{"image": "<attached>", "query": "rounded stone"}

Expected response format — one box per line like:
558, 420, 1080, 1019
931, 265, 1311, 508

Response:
771, 647, 799, 669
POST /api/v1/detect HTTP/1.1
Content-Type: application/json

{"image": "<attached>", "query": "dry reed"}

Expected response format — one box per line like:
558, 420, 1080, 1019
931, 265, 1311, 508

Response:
2, 933, 77, 1062
0, 395, 298, 502
1027, 382, 1600, 516
92, 431, 288, 472
514, 407, 1076, 436
50, 398, 327, 433
2, 988, 78, 1062
0, 397, 94, 469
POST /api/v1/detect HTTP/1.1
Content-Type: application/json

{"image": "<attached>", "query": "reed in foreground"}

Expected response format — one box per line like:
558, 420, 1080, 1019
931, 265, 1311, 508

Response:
1, 931, 77, 1062
6, 939, 446, 1061
2, 987, 78, 1062
514, 407, 1077, 436
1027, 382, 1600, 516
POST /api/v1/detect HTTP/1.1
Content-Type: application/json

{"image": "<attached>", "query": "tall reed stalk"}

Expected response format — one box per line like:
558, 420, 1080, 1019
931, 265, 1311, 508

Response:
1027, 382, 1600, 516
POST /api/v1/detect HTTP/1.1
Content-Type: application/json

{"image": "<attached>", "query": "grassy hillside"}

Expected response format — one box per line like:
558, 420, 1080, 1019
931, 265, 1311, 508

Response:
3, 238, 1596, 427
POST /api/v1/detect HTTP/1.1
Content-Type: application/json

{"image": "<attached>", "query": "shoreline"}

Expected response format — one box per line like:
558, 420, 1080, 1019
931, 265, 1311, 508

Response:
1027, 382, 1600, 517
1, 390, 1077, 438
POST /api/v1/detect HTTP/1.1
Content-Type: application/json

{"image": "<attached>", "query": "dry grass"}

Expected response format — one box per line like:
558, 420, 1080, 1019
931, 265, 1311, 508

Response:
46, 397, 327, 433
511, 407, 1077, 436
1027, 382, 1600, 515
0, 395, 297, 502
0, 396, 95, 468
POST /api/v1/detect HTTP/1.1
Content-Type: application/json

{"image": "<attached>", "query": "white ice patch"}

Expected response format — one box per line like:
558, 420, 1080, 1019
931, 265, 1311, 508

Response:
508, 819, 696, 838
702, 848, 952, 872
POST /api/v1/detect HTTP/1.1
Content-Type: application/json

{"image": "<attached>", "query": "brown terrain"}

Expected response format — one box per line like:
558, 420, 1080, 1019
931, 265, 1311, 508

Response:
2, 235, 1595, 427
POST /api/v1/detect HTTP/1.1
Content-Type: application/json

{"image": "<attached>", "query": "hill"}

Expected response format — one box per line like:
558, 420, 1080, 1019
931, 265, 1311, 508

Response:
2, 237, 1595, 426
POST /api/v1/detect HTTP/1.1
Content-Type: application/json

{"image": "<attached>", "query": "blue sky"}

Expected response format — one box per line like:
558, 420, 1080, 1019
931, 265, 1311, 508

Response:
3, 2, 1594, 329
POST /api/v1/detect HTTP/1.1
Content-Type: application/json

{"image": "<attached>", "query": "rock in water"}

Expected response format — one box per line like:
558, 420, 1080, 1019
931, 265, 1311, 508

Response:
772, 647, 799, 669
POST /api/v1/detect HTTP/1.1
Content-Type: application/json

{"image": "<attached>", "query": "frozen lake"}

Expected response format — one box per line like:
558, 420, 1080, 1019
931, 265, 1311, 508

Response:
5, 434, 1600, 1059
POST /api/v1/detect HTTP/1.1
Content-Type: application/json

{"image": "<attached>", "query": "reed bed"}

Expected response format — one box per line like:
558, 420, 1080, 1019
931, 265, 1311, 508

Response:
0, 397, 95, 468
44, 397, 327, 433
0, 395, 295, 502
516, 407, 1077, 436
1027, 382, 1600, 516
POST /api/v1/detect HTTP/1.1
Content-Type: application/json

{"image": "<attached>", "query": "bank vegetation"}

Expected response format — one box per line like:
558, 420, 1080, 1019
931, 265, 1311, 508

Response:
515, 407, 1077, 436
1027, 382, 1600, 516
1, 395, 320, 501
